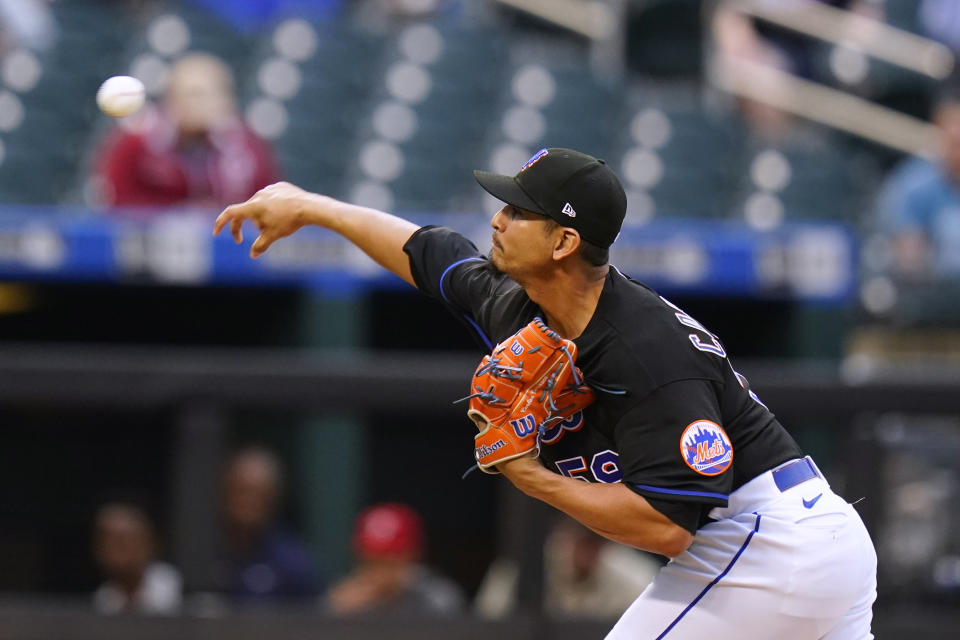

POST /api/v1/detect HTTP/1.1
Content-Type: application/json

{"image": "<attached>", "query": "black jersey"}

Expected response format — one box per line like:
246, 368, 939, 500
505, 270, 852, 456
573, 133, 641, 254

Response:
404, 226, 803, 532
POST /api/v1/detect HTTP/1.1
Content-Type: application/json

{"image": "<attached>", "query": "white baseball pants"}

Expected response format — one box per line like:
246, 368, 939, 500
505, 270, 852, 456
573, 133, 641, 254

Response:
606, 458, 877, 640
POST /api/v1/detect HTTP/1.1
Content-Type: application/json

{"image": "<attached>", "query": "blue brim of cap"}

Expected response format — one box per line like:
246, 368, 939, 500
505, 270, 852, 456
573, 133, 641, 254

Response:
473, 170, 546, 216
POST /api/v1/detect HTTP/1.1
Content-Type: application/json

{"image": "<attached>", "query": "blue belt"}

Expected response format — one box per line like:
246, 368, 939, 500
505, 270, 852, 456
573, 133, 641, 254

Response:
772, 457, 819, 492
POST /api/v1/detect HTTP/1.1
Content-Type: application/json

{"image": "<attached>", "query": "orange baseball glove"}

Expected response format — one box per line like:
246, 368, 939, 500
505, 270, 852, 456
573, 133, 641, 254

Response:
463, 318, 594, 473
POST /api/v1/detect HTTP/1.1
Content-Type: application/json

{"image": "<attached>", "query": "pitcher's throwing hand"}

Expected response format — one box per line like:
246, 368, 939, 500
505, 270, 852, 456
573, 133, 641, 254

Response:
214, 181, 320, 258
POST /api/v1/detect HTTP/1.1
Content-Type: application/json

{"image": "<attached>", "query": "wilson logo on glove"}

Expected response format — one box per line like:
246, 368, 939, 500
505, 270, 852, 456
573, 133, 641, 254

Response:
457, 317, 595, 473
510, 414, 537, 437
476, 440, 507, 458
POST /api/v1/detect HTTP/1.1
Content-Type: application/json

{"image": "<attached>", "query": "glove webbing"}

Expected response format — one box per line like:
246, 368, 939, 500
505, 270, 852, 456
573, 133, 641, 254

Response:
453, 344, 582, 410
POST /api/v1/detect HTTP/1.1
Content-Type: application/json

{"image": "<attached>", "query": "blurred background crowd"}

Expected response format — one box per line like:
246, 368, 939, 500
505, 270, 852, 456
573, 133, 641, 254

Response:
1, 0, 960, 638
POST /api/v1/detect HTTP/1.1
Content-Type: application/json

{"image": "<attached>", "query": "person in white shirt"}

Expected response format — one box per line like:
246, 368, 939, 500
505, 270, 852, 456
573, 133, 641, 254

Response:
92, 501, 181, 615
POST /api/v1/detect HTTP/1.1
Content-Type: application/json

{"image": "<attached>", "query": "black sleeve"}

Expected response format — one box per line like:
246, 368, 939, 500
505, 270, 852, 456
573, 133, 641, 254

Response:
645, 498, 708, 535
403, 226, 532, 350
403, 226, 485, 306
615, 379, 734, 516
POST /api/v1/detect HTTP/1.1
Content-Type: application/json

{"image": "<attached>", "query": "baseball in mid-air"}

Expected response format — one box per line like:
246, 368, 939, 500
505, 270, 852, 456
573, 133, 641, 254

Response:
96, 75, 146, 118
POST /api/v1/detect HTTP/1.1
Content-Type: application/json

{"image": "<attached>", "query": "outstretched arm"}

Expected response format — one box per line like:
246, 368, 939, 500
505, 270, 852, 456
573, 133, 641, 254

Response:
499, 456, 694, 558
213, 182, 421, 287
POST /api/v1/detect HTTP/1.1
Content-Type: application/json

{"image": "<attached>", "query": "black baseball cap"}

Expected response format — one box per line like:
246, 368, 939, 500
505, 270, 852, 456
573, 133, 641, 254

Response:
473, 148, 627, 248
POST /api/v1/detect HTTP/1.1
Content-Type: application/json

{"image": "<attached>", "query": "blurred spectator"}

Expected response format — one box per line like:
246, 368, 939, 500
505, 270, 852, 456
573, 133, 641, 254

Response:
474, 516, 660, 620
0, 0, 56, 52
710, 0, 804, 144
352, 0, 463, 32
711, 0, 882, 144
324, 502, 465, 616
920, 0, 960, 53
875, 86, 960, 280
92, 52, 279, 210
220, 446, 325, 603
92, 501, 182, 615
542, 517, 661, 619
356, 0, 442, 20
712, 0, 881, 79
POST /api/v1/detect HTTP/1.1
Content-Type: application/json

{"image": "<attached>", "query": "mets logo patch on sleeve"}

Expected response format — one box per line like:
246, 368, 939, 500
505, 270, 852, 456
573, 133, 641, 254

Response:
680, 420, 733, 476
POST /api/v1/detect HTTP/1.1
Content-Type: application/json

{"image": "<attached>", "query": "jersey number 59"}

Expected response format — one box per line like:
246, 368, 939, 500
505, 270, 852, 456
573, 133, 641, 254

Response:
555, 450, 622, 483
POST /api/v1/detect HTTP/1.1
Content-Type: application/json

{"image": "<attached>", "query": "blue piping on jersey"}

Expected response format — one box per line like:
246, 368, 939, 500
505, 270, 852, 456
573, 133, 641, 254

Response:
463, 314, 493, 350
634, 484, 728, 501
438, 257, 493, 350
655, 513, 761, 639
587, 380, 627, 395
439, 257, 486, 302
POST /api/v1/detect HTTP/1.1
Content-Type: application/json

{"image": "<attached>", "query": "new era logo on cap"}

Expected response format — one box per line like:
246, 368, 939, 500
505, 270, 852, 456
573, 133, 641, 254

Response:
562, 202, 576, 218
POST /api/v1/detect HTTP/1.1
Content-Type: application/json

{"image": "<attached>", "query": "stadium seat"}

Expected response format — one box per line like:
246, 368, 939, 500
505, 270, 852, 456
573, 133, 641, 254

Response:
485, 62, 623, 167
318, 19, 509, 213
272, 115, 359, 196
658, 174, 734, 219
116, 1, 254, 95
731, 140, 868, 224
613, 91, 745, 220
0, 142, 74, 204
775, 149, 857, 220
0, 2, 131, 203
626, 0, 706, 78
295, 27, 385, 92
389, 158, 476, 214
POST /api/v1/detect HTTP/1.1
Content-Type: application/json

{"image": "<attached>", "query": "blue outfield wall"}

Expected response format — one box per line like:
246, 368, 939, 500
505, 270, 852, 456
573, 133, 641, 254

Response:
0, 207, 857, 302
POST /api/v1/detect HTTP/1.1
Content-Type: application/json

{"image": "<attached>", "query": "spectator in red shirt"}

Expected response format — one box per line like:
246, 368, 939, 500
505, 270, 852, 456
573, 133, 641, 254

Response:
93, 52, 279, 210
324, 502, 465, 616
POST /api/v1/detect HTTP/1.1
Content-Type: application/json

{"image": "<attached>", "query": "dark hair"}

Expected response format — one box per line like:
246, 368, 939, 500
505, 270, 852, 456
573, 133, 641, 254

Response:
91, 489, 156, 525
578, 238, 609, 266
543, 218, 609, 266
92, 499, 157, 543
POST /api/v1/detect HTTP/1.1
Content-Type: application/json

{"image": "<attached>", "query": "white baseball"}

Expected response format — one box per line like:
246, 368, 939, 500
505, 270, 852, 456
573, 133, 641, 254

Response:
96, 75, 146, 118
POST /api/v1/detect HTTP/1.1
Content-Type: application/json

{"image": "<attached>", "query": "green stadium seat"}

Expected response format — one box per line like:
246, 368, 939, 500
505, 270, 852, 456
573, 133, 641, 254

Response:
0, 2, 132, 203
272, 116, 358, 196
391, 169, 476, 214
317, 21, 509, 213
613, 96, 746, 220
117, 2, 253, 86
626, 0, 706, 78
0, 142, 75, 204
731, 141, 869, 223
